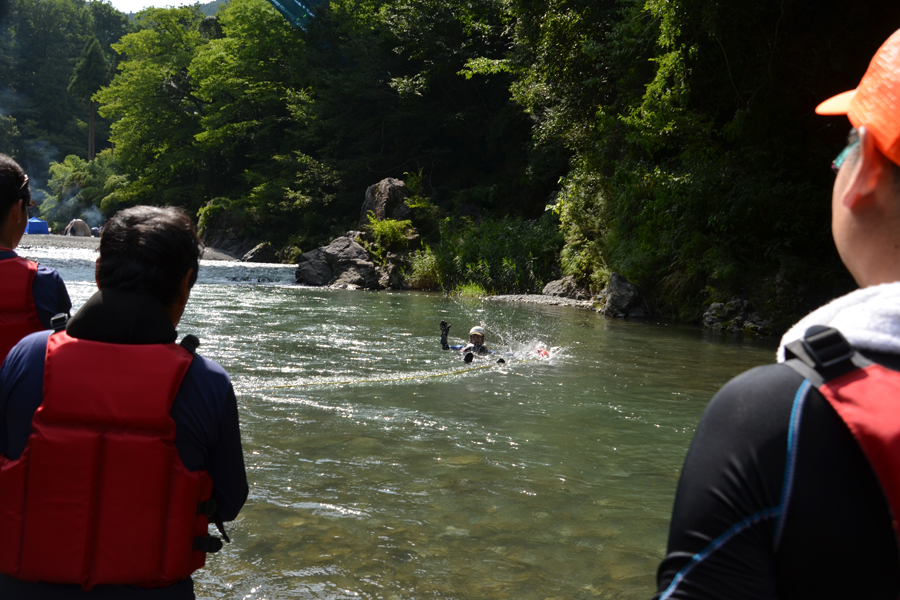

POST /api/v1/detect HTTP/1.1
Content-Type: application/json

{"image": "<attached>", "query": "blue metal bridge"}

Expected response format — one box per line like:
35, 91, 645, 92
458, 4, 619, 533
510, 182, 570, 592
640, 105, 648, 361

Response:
264, 0, 326, 27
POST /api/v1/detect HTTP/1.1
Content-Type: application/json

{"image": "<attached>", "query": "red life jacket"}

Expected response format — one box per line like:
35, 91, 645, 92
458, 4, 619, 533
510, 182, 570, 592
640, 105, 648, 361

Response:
0, 332, 218, 590
785, 326, 900, 554
0, 256, 43, 364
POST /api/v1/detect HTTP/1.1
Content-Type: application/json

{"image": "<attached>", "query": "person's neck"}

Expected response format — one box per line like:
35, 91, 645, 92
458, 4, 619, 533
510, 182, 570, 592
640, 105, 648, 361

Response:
0, 231, 17, 250
0, 214, 20, 250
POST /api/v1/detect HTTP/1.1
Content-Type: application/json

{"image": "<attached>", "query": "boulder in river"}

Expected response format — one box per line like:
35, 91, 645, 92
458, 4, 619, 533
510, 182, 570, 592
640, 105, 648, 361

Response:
241, 242, 279, 263
323, 236, 380, 289
358, 178, 411, 228
542, 276, 591, 301
296, 248, 333, 286
597, 273, 648, 318
295, 234, 382, 290
378, 252, 410, 290
702, 297, 772, 335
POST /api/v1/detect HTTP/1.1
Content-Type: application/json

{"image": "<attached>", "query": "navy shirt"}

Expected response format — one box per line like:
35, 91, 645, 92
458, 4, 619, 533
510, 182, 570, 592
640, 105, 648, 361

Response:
0, 289, 248, 598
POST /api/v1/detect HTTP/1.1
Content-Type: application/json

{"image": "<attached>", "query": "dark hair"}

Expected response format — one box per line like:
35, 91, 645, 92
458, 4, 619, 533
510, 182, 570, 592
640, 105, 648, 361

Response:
0, 154, 30, 228
97, 206, 202, 307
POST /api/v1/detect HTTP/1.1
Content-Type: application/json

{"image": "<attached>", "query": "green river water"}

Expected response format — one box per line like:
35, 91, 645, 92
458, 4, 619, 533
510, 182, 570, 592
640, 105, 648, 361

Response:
18, 244, 777, 600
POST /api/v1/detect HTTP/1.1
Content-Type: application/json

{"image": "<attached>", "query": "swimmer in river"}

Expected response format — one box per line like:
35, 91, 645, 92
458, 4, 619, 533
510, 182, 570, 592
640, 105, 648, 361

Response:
440, 321, 490, 362
440, 321, 554, 363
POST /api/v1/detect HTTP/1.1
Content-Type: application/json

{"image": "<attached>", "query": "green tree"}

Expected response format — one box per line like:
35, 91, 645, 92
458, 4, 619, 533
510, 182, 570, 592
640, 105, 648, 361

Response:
42, 149, 126, 230
96, 6, 207, 210
69, 37, 109, 160
0, 114, 19, 156
0, 0, 131, 176
191, 0, 337, 245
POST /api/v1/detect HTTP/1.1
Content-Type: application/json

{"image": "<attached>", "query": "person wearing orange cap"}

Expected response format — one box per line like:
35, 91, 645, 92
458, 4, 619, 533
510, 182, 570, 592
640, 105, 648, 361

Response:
655, 30, 900, 599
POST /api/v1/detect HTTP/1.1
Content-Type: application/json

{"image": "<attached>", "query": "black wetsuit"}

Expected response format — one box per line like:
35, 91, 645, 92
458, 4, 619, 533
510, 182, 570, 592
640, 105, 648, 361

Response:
655, 349, 900, 599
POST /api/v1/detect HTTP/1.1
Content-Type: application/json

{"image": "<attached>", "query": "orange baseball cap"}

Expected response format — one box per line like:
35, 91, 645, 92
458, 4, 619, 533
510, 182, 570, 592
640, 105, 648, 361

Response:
816, 28, 900, 166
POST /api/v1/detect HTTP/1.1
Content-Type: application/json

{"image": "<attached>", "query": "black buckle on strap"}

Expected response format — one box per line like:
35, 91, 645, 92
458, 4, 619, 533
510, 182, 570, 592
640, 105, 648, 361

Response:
50, 313, 68, 332
800, 325, 854, 369
783, 326, 869, 384
180, 334, 200, 355
193, 536, 223, 553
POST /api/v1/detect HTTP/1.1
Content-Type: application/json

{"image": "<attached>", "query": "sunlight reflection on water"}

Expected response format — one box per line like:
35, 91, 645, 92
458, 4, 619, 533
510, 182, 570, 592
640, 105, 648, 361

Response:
20, 244, 777, 600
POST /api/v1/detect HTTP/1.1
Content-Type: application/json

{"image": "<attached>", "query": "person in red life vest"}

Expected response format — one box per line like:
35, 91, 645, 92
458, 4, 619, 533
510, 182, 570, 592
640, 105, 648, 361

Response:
655, 30, 900, 600
0, 154, 71, 365
0, 206, 248, 599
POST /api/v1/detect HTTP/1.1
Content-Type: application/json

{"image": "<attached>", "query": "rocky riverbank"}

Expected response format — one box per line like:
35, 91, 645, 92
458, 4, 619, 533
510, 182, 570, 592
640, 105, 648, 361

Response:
18, 234, 238, 261
487, 294, 595, 309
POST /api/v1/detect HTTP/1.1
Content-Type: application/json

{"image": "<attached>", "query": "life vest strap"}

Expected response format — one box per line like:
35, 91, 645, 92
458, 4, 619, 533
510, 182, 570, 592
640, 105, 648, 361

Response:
784, 325, 872, 385
192, 537, 223, 553
783, 325, 900, 563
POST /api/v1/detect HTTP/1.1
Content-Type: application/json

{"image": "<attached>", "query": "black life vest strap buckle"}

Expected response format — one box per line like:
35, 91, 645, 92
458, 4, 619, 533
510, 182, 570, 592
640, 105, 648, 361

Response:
180, 334, 200, 355
197, 499, 232, 545
193, 535, 223, 553
784, 325, 871, 385
50, 313, 68, 332
798, 325, 854, 369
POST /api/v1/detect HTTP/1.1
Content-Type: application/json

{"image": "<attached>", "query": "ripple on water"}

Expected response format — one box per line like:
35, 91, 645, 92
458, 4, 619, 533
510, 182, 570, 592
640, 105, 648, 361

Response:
29, 248, 777, 600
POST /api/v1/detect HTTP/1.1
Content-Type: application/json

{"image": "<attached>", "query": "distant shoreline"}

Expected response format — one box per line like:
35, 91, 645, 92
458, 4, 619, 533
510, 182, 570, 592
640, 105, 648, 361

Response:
18, 234, 239, 261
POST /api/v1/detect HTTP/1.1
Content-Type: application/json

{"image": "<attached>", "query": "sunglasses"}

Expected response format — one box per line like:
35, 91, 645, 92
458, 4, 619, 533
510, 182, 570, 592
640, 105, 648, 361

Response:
19, 173, 35, 207
831, 129, 860, 174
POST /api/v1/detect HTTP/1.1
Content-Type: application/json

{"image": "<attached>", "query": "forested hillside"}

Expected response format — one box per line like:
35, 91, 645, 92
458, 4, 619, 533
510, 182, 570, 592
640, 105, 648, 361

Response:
0, 0, 131, 183
2, 0, 899, 330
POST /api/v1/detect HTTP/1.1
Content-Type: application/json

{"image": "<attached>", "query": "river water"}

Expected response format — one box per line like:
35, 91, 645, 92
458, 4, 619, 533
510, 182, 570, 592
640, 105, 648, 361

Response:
17, 243, 777, 600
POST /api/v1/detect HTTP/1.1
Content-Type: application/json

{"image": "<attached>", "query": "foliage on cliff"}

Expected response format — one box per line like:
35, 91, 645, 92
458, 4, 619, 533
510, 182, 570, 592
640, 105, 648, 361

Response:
0, 0, 131, 180
508, 0, 900, 325
9, 0, 900, 315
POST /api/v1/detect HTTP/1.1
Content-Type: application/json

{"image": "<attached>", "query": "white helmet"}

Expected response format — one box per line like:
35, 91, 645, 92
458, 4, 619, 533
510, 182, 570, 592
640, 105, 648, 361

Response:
469, 326, 485, 338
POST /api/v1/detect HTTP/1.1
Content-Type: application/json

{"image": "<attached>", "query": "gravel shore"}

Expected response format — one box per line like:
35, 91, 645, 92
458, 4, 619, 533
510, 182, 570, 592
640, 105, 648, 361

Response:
18, 234, 239, 261
487, 294, 596, 310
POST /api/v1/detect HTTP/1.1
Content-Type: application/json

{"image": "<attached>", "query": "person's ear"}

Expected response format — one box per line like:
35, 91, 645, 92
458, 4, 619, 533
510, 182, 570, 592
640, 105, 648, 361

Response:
11, 199, 25, 224
841, 126, 890, 209
166, 268, 194, 327
178, 268, 194, 303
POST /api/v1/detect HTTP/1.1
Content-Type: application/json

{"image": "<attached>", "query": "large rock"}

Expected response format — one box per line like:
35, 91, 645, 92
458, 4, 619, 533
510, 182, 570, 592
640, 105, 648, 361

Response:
241, 242, 279, 263
597, 273, 648, 318
295, 234, 381, 289
358, 178, 411, 227
377, 252, 410, 290
323, 236, 380, 289
703, 297, 772, 335
63, 219, 91, 237
542, 276, 591, 301
296, 249, 333, 286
